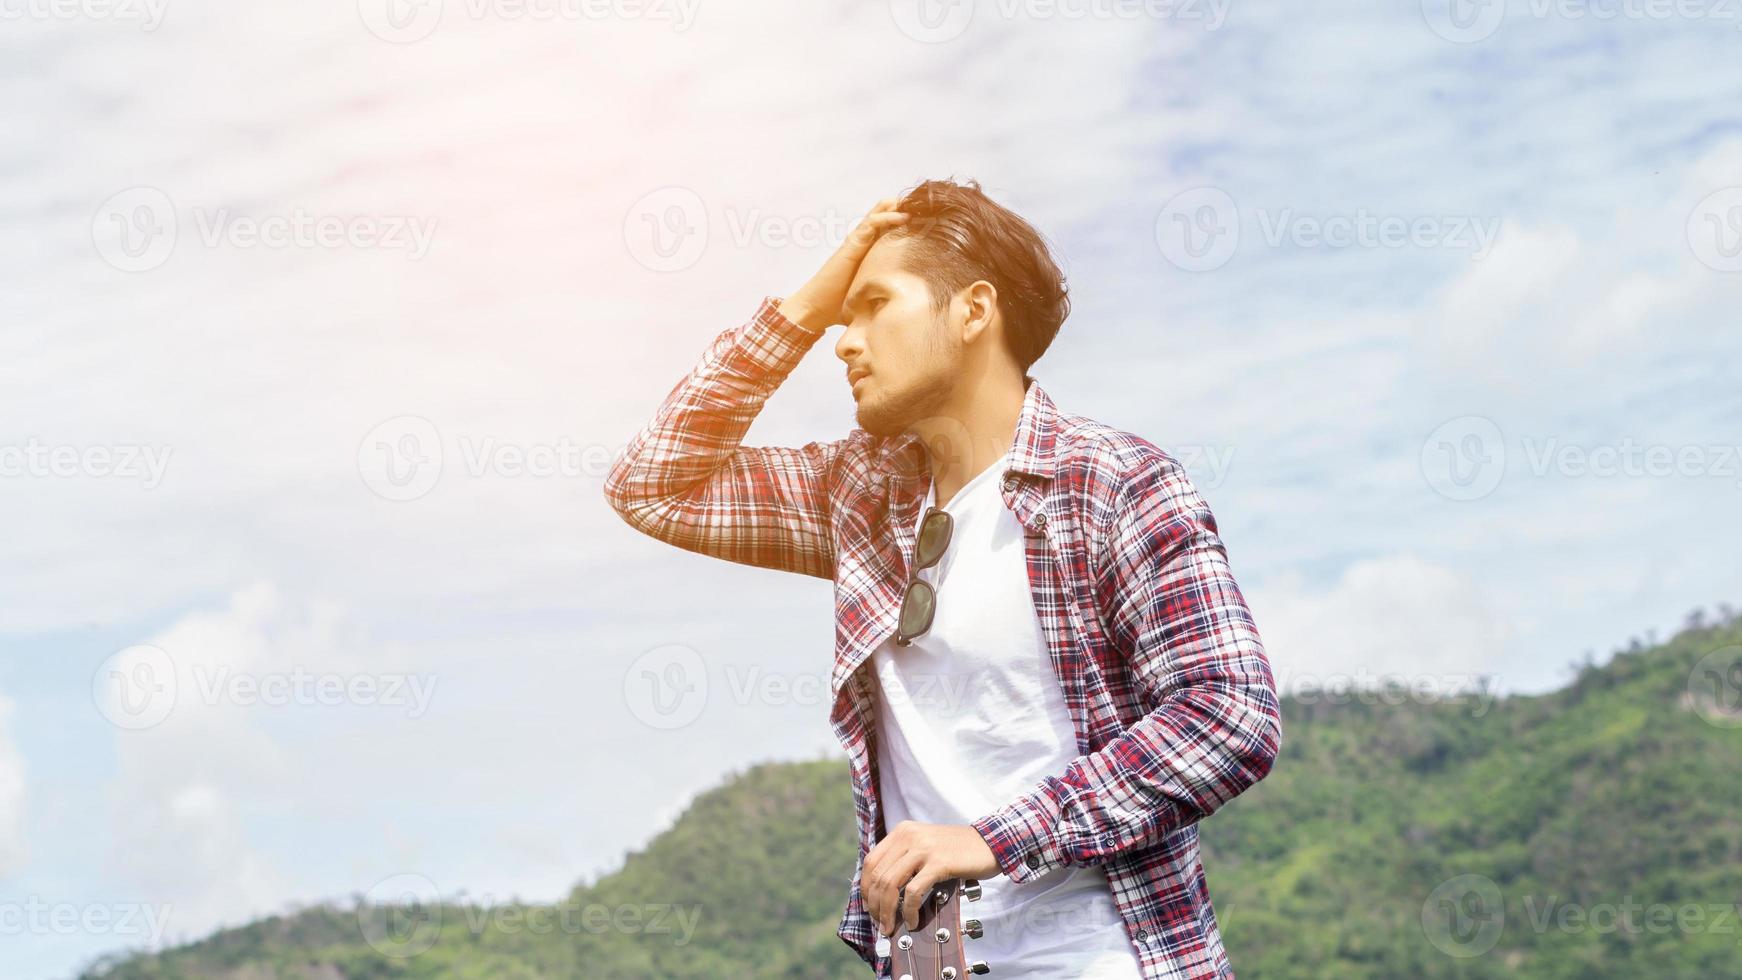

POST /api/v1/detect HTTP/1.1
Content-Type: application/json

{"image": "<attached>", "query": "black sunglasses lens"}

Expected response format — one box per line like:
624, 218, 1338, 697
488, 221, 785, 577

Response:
898, 580, 935, 640
915, 510, 952, 569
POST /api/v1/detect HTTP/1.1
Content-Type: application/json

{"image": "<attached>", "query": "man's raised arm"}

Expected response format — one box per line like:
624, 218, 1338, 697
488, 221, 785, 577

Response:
603, 297, 845, 579
602, 199, 910, 579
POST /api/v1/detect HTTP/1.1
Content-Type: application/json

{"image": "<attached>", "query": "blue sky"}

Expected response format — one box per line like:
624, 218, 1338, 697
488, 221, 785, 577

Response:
2, 0, 1741, 976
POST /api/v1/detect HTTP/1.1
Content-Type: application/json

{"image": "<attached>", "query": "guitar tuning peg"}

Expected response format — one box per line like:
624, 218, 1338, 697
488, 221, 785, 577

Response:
963, 917, 983, 939
969, 960, 991, 975
962, 879, 982, 902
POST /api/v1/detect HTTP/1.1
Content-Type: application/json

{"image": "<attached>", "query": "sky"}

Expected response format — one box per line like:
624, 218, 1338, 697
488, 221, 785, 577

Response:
2, 0, 1741, 976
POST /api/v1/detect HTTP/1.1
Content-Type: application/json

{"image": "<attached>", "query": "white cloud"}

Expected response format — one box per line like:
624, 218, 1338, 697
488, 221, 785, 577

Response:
1247, 555, 1511, 692
105, 584, 303, 941
92, 576, 847, 949
1419, 139, 1742, 395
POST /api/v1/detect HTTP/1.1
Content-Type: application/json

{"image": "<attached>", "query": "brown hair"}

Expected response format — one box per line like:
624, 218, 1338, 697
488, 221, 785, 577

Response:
888, 178, 1071, 375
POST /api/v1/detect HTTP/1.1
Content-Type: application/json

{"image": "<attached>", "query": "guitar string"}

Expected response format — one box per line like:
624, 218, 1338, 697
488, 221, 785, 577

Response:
898, 885, 915, 980
896, 885, 919, 980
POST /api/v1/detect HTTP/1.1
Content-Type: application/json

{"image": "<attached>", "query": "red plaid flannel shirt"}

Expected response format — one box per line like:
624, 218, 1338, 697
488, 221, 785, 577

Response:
604, 297, 1282, 979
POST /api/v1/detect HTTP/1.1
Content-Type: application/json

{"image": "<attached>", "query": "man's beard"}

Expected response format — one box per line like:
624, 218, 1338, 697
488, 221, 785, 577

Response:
854, 363, 956, 439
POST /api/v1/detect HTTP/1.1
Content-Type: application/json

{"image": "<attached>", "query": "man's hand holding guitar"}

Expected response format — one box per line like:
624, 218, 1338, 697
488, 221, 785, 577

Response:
863, 820, 1000, 937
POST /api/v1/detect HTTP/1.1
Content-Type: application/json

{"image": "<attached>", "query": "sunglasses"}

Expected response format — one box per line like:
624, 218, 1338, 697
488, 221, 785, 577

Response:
894, 505, 954, 646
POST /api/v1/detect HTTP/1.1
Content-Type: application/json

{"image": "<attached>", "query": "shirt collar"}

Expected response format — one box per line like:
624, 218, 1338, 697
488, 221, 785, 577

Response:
872, 375, 1058, 482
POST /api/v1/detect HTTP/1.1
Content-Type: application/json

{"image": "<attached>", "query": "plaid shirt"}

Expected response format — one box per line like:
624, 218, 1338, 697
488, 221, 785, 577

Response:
604, 296, 1282, 979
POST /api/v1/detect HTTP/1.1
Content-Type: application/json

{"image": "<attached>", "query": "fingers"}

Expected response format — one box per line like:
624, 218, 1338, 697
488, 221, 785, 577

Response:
843, 209, 909, 252
864, 211, 910, 230
865, 841, 928, 936
862, 833, 902, 935
901, 864, 946, 932
879, 851, 928, 936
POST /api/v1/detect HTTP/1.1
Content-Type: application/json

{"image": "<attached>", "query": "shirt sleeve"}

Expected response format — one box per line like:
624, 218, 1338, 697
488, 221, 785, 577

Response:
603, 296, 849, 580
970, 450, 1282, 883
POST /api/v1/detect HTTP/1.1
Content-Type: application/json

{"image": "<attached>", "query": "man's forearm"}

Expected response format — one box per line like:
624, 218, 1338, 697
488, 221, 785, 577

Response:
602, 296, 845, 579
971, 649, 1280, 883
773, 296, 831, 335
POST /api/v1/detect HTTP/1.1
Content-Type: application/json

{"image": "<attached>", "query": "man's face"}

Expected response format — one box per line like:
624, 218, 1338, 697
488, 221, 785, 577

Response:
834, 236, 962, 439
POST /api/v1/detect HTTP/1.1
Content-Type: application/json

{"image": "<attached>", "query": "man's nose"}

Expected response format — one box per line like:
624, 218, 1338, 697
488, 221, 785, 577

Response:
835, 328, 862, 364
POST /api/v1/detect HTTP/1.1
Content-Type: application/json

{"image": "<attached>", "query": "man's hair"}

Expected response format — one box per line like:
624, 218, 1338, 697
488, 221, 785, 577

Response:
887, 178, 1070, 375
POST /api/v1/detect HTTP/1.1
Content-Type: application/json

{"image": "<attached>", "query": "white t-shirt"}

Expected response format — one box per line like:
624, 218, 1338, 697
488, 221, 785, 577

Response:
870, 451, 1144, 980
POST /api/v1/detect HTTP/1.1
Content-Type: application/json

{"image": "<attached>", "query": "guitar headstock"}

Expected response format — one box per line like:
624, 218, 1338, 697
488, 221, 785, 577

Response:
887, 877, 990, 980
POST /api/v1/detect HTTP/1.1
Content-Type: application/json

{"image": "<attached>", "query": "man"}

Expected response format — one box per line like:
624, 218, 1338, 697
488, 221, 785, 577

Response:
604, 179, 1281, 978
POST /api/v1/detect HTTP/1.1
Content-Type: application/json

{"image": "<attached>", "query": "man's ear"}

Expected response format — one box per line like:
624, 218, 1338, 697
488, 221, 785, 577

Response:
960, 280, 998, 345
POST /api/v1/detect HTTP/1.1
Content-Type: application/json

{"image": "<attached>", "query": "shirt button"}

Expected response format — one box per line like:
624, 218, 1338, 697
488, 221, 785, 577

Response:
1025, 853, 1041, 869
1136, 928, 1148, 942
1032, 513, 1048, 531
1001, 472, 1017, 491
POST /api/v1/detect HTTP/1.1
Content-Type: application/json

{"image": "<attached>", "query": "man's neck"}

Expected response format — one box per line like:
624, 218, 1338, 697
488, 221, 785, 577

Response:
917, 374, 1027, 508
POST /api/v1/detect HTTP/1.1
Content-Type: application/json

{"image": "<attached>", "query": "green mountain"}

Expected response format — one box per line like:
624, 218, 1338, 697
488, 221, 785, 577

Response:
82, 612, 1742, 979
